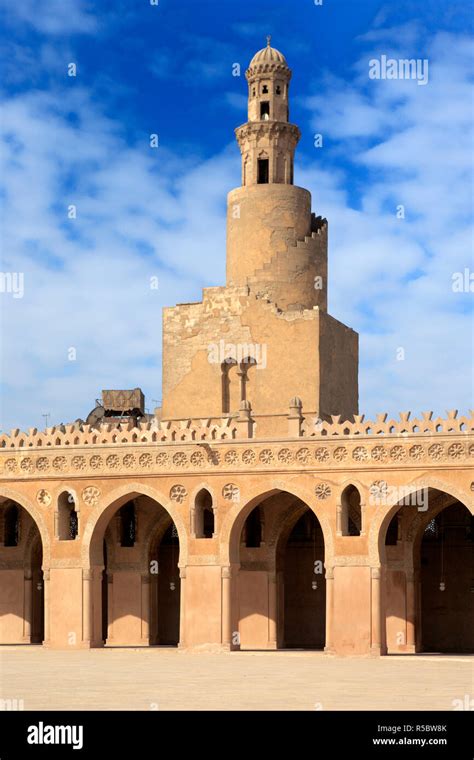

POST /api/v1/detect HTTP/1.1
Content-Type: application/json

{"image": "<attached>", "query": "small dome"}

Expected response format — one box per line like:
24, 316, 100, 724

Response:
249, 37, 288, 69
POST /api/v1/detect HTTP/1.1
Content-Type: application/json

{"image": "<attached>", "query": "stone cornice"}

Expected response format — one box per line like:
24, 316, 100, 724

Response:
0, 435, 472, 481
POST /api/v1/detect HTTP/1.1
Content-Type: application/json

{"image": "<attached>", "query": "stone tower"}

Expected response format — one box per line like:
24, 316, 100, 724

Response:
227, 38, 327, 312
162, 41, 358, 423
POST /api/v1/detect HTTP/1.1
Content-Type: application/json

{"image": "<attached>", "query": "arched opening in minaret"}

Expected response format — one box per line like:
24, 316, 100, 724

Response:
257, 158, 269, 184
260, 101, 270, 120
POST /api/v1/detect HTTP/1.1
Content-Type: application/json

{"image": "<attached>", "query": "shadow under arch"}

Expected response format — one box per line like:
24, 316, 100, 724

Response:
368, 479, 473, 655
0, 488, 48, 644
0, 486, 51, 568
221, 482, 334, 567
224, 484, 330, 651
82, 482, 187, 648
369, 477, 473, 567
82, 481, 188, 568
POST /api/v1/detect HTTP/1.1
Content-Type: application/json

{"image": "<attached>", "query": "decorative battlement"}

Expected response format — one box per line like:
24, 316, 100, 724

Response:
1, 404, 472, 451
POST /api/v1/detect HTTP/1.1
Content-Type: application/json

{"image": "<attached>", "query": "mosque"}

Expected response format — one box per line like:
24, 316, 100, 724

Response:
0, 41, 472, 655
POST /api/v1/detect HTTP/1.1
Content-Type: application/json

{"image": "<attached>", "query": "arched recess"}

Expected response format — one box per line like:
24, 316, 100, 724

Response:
275, 508, 326, 649
239, 356, 257, 404
221, 359, 237, 415
339, 484, 362, 536
372, 482, 474, 655
192, 488, 215, 539
146, 517, 181, 645
56, 490, 79, 541
83, 483, 187, 647
0, 490, 49, 645
225, 486, 329, 651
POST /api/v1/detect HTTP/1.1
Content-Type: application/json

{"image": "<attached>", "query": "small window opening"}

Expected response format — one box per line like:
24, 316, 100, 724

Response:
257, 159, 269, 184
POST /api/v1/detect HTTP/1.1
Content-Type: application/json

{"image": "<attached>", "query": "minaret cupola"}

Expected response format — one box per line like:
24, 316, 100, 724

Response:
236, 37, 301, 186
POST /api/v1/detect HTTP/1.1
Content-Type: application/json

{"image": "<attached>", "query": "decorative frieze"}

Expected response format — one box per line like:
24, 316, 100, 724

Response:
1, 434, 473, 481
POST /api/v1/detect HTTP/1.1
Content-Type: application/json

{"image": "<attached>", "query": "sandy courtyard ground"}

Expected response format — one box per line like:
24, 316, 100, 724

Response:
0, 647, 472, 711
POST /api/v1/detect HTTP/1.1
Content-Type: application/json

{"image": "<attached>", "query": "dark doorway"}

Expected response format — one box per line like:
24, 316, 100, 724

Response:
420, 503, 474, 652
31, 537, 44, 644
102, 539, 108, 643
156, 523, 180, 645
283, 510, 325, 648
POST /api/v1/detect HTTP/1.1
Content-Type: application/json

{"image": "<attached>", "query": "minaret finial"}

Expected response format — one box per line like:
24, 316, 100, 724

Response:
266, 34, 271, 47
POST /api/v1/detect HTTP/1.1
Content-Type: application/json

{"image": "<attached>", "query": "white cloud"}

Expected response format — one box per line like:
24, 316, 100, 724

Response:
0, 0, 98, 34
0, 85, 239, 430
300, 29, 474, 418
0, 24, 472, 432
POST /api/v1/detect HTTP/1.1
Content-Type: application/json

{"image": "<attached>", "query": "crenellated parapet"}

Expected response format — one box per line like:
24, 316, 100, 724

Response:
0, 406, 472, 484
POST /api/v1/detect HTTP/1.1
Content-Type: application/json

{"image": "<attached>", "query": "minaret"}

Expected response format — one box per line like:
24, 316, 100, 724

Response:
239, 35, 299, 186
226, 39, 328, 312
162, 40, 358, 423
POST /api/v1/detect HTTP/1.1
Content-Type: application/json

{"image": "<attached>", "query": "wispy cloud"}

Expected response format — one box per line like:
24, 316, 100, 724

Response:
0, 10, 472, 431
0, 84, 239, 429
300, 29, 474, 415
0, 0, 98, 35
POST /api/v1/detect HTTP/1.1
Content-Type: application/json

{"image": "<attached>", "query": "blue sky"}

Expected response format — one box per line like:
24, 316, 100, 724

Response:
0, 0, 473, 430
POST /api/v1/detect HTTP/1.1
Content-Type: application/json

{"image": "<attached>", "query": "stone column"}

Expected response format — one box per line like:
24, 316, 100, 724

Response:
267, 572, 278, 649
236, 401, 253, 439
150, 574, 158, 645
324, 566, 334, 653
190, 507, 197, 538
360, 501, 366, 536
370, 566, 382, 656
43, 568, 50, 644
406, 571, 416, 652
221, 566, 232, 648
106, 573, 113, 644
277, 570, 284, 646
141, 575, 150, 644
178, 568, 186, 648
416, 573, 422, 651
82, 568, 93, 645
287, 397, 303, 437
23, 569, 32, 642
336, 503, 342, 536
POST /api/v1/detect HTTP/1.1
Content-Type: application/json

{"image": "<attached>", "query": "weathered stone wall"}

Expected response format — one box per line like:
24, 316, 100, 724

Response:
319, 312, 359, 420
226, 184, 315, 299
